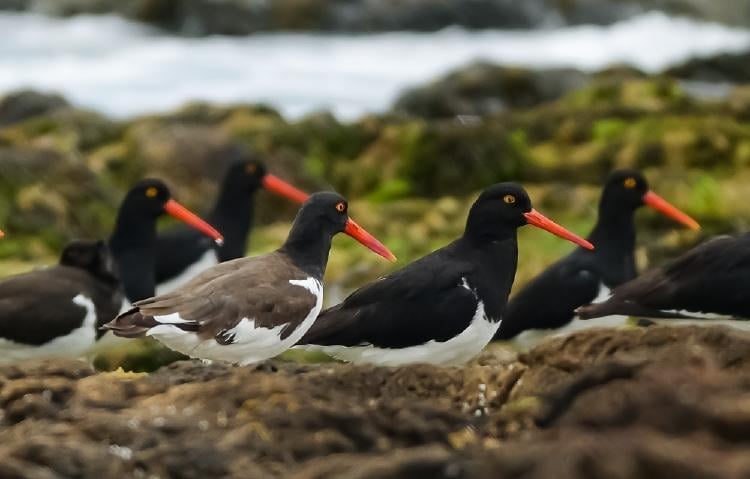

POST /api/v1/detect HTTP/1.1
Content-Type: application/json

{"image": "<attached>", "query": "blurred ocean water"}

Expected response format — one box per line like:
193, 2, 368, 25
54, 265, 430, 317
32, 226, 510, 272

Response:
1, 11, 748, 119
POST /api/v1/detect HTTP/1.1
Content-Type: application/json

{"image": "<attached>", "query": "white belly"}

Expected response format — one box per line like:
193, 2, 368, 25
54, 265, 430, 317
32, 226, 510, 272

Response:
156, 249, 218, 296
302, 301, 500, 366
0, 294, 98, 364
147, 278, 323, 365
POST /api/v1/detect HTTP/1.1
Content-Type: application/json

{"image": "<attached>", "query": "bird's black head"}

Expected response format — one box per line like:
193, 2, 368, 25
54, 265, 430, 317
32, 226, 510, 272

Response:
293, 191, 352, 235
600, 169, 649, 211
114, 178, 223, 245
224, 158, 268, 193
466, 183, 593, 249
284, 192, 395, 265
122, 178, 173, 217
60, 239, 119, 284
219, 158, 308, 206
467, 183, 534, 238
598, 169, 699, 230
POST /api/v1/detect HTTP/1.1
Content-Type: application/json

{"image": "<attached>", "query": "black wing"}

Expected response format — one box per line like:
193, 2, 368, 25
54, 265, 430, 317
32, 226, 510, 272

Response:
299, 252, 479, 348
0, 268, 96, 345
494, 254, 601, 339
579, 235, 750, 319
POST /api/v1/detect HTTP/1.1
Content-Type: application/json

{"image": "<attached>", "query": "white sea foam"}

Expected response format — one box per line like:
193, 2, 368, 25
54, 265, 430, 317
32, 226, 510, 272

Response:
1, 11, 748, 119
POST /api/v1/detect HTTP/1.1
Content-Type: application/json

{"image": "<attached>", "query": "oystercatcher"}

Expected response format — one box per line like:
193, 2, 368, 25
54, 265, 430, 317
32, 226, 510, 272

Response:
493, 170, 699, 343
0, 240, 123, 363
577, 233, 750, 322
153, 159, 308, 294
109, 179, 224, 305
103, 192, 395, 365
297, 183, 593, 366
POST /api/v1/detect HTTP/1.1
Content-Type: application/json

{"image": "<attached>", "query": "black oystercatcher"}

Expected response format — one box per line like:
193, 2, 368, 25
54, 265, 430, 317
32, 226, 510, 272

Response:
297, 183, 593, 366
577, 233, 750, 322
153, 159, 307, 294
494, 170, 699, 343
110, 179, 223, 306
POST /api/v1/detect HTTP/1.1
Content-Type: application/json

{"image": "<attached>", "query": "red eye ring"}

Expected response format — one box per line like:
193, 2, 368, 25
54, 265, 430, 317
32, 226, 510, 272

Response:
335, 202, 346, 213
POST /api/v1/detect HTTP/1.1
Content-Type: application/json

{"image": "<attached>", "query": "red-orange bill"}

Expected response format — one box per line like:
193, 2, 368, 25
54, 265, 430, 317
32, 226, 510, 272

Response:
262, 174, 309, 204
524, 209, 594, 250
0, 229, 4, 238
643, 191, 700, 230
164, 199, 224, 246
344, 218, 397, 262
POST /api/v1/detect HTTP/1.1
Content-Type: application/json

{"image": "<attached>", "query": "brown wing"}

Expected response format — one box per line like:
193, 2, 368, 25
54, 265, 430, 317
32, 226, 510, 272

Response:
105, 252, 319, 341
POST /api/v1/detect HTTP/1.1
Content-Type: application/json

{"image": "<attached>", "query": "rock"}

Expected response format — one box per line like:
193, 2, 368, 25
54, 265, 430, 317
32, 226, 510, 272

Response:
0, 90, 69, 127
394, 63, 591, 118
3, 0, 748, 34
4, 326, 750, 477
666, 49, 750, 84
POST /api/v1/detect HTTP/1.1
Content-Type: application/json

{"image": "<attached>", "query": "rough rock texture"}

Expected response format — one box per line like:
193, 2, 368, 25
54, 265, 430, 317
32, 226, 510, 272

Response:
2, 0, 749, 34
667, 49, 750, 84
0, 90, 70, 127
3, 325, 750, 478
394, 63, 592, 118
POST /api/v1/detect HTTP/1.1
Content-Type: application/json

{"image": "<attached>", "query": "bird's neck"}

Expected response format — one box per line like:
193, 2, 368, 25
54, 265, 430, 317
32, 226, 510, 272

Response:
588, 205, 637, 257
109, 205, 158, 252
209, 185, 255, 261
455, 233, 519, 317
280, 221, 332, 280
108, 207, 158, 302
458, 232, 519, 273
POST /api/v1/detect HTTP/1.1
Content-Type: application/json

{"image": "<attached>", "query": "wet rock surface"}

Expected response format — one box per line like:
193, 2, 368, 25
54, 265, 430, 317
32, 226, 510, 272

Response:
2, 325, 750, 478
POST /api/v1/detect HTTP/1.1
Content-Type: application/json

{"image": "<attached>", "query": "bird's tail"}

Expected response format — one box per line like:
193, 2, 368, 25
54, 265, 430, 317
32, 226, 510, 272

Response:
576, 302, 618, 319
101, 307, 159, 338
577, 300, 682, 320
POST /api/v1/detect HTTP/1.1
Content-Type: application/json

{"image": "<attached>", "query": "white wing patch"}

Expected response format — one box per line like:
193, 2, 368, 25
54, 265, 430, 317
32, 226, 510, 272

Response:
591, 283, 613, 304
147, 277, 323, 365
152, 312, 193, 324
0, 294, 99, 364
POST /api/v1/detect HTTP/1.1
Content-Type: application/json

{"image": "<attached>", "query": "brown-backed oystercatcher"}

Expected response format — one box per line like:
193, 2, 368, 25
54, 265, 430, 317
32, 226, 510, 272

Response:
103, 192, 395, 365
0, 240, 123, 363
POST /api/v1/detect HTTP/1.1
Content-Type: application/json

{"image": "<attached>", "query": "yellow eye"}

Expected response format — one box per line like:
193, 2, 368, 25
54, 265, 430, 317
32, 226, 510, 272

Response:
503, 195, 516, 204
145, 187, 158, 198
245, 163, 257, 174
335, 202, 346, 213
624, 178, 637, 189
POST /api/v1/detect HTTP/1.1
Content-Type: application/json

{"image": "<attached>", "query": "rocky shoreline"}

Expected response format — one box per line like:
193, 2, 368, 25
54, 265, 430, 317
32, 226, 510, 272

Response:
2, 325, 750, 478
1, 0, 749, 35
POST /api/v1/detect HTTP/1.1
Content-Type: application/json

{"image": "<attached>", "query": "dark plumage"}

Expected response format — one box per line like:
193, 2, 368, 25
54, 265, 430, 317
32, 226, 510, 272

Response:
298, 183, 593, 366
577, 234, 750, 320
109, 179, 223, 304
0, 240, 122, 363
494, 170, 699, 341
